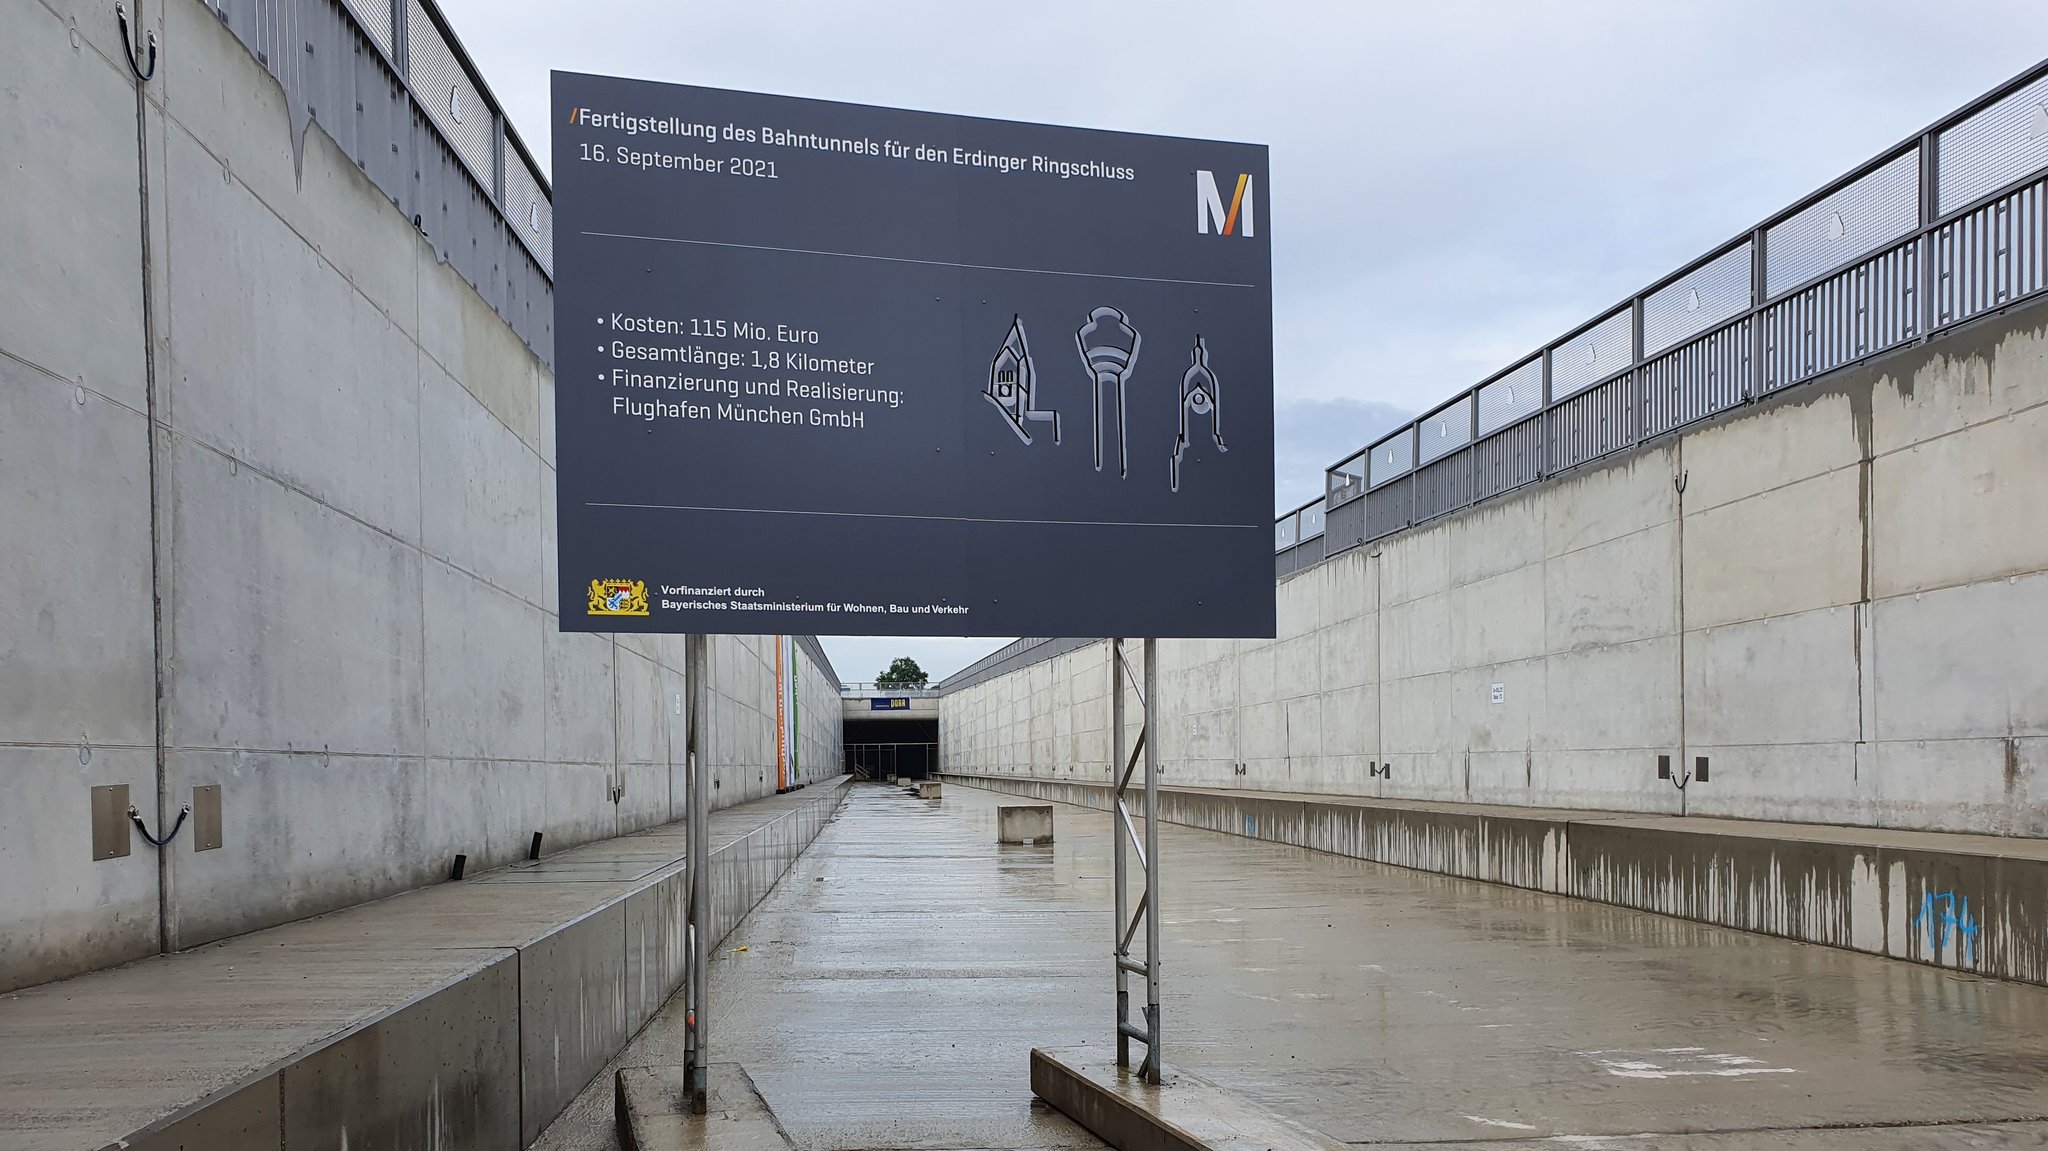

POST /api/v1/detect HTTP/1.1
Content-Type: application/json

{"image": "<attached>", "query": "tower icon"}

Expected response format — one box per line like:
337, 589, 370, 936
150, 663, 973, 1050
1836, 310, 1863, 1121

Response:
1171, 335, 1227, 493
984, 315, 1059, 445
1075, 307, 1141, 477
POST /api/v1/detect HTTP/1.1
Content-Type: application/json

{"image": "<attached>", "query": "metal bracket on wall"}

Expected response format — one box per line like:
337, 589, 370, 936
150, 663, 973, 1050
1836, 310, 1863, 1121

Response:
1658, 754, 1708, 790
114, 3, 158, 81
1110, 638, 1162, 1083
91, 784, 131, 861
192, 785, 223, 851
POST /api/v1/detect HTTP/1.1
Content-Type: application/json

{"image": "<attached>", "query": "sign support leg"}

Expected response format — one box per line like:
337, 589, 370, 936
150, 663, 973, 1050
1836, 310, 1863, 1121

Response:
683, 632, 710, 1114
1111, 637, 1162, 1083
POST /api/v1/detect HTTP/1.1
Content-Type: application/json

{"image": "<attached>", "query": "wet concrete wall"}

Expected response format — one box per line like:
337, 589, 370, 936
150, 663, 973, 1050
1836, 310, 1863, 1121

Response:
949, 774, 2048, 986
942, 292, 2048, 838
0, 0, 843, 993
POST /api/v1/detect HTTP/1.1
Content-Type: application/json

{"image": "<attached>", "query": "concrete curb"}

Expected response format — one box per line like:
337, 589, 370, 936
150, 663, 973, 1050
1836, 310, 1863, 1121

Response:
1030, 1048, 1348, 1151
958, 774, 2048, 987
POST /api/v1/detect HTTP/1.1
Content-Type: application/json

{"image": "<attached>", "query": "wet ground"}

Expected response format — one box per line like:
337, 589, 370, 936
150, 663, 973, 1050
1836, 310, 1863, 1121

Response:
536, 783, 2048, 1150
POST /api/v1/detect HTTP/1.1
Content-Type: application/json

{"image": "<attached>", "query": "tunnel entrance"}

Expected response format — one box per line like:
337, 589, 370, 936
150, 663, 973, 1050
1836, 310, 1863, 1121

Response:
841, 717, 939, 780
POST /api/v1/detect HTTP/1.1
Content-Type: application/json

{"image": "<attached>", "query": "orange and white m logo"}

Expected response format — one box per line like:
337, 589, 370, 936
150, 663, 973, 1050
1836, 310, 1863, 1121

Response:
1196, 170, 1254, 237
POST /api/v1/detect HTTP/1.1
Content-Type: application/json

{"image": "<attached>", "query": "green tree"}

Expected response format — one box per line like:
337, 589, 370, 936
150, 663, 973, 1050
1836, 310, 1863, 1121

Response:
875, 656, 929, 688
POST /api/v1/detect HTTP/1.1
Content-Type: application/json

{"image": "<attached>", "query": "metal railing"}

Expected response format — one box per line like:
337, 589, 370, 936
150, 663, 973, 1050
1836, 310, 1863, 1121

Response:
840, 682, 942, 698
1284, 58, 2048, 558
209, 0, 555, 362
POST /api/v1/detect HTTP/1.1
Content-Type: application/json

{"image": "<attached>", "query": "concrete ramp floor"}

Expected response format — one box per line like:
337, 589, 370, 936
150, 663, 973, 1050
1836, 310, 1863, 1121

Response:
536, 782, 2048, 1151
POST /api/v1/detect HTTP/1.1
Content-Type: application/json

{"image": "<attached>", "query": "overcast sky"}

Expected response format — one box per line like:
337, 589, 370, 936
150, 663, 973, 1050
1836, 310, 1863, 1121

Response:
437, 0, 2048, 682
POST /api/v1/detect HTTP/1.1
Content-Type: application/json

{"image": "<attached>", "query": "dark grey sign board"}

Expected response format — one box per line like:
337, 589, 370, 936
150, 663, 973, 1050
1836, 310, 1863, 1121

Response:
551, 72, 1274, 637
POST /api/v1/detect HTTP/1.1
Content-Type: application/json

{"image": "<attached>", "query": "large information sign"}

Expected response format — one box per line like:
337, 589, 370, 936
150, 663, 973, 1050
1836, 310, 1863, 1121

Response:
552, 72, 1274, 637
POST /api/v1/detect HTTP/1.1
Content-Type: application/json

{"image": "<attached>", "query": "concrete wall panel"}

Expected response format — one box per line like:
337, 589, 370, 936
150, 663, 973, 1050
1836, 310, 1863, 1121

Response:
0, 747, 160, 991
166, 437, 426, 757
162, 125, 424, 538
0, 1, 147, 408
0, 361, 156, 748
1543, 447, 1674, 558
1874, 573, 2048, 742
1682, 467, 1861, 629
1873, 401, 2048, 598
1545, 523, 1674, 651
421, 561, 545, 763
1686, 607, 1861, 748
418, 359, 542, 602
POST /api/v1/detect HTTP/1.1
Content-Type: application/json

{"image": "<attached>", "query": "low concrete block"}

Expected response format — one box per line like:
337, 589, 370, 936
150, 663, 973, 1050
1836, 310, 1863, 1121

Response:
616, 1063, 789, 1151
283, 953, 521, 1151
125, 1078, 281, 1151
917, 780, 942, 799
1029, 1047, 1348, 1151
999, 805, 1054, 844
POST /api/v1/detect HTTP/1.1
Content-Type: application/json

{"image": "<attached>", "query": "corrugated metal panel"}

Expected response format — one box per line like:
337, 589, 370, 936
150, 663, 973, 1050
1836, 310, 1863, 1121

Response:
1473, 416, 1542, 503
407, 0, 496, 191
941, 638, 1100, 696
1938, 72, 2048, 214
1641, 319, 1749, 438
1367, 430, 1414, 486
1643, 243, 1752, 354
1476, 358, 1542, 435
1766, 149, 1919, 297
205, 0, 555, 366
1547, 309, 1632, 399
1276, 534, 1326, 579
1762, 241, 1918, 393
1416, 395, 1473, 464
1934, 176, 2048, 326
1547, 373, 1633, 473
1326, 497, 1366, 555
339, 0, 393, 59
504, 151, 555, 275
1364, 474, 1411, 541
1411, 449, 1474, 523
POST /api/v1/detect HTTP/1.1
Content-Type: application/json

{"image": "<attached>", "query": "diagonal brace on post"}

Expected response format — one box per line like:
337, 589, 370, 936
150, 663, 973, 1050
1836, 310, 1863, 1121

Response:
1109, 637, 1163, 1083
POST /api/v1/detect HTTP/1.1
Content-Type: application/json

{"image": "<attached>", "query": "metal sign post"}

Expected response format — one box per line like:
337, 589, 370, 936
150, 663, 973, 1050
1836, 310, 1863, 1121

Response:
1111, 638, 1162, 1082
682, 632, 710, 1114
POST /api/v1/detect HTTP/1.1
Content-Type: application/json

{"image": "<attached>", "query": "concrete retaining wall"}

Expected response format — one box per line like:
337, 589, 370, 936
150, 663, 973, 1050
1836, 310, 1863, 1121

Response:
948, 774, 2048, 986
943, 293, 2048, 839
0, 0, 842, 993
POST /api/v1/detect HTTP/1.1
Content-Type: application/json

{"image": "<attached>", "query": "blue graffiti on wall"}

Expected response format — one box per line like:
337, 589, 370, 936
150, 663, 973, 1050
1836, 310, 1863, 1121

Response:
1912, 891, 1979, 965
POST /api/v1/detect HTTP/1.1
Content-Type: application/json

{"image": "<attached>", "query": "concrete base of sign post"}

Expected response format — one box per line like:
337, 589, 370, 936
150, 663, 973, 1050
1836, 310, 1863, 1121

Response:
616, 1064, 788, 1151
1029, 1048, 1349, 1151
998, 804, 1054, 844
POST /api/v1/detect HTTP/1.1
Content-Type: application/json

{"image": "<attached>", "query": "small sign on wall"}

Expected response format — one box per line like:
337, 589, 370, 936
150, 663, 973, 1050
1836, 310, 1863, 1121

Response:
1490, 682, 1505, 705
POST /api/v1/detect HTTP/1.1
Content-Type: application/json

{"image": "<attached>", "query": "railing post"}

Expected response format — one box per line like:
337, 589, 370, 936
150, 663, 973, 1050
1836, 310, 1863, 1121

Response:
492, 110, 507, 208
1749, 227, 1768, 398
1630, 297, 1646, 445
1918, 130, 1939, 337
1538, 347, 1553, 478
390, 0, 409, 78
